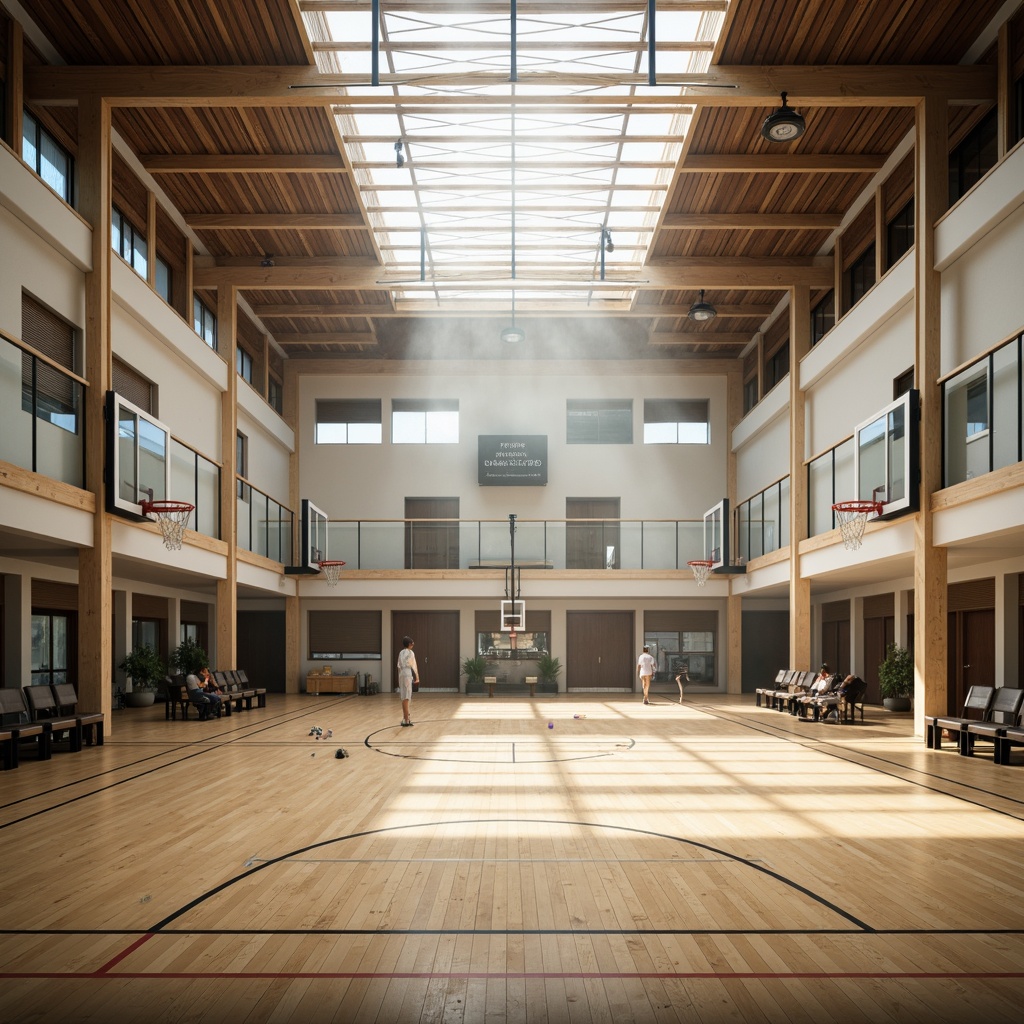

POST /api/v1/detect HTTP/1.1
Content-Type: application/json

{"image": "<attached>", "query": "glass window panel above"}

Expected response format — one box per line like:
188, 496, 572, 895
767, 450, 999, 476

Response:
305, 4, 725, 311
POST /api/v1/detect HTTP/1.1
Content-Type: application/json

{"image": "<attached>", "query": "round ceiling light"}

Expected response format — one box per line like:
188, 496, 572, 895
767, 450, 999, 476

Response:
761, 92, 805, 143
687, 289, 717, 322
501, 324, 526, 344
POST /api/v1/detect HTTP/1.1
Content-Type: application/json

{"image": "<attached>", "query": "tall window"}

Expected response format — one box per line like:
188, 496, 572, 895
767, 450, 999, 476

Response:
743, 376, 758, 415
886, 199, 914, 269
642, 399, 710, 444
236, 430, 248, 500
236, 346, 254, 385
155, 255, 173, 304
844, 243, 876, 310
31, 611, 73, 687
268, 377, 283, 414
22, 109, 74, 205
810, 291, 835, 346
949, 108, 998, 205
315, 399, 382, 444
193, 296, 217, 349
392, 398, 459, 443
765, 342, 789, 391
112, 206, 148, 278
21, 293, 79, 433
567, 399, 632, 444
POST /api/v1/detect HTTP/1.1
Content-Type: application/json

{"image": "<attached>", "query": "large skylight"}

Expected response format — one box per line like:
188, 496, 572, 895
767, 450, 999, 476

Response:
304, 2, 726, 311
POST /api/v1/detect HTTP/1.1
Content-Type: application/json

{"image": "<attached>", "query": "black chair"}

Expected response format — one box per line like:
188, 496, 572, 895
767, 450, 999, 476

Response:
0, 689, 50, 768
925, 686, 995, 750
961, 688, 1024, 758
22, 685, 84, 753
49, 683, 105, 746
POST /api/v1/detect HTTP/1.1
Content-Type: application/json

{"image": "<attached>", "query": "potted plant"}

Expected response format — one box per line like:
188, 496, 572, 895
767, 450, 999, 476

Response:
170, 636, 209, 679
119, 644, 165, 707
878, 642, 913, 711
462, 655, 487, 692
536, 652, 561, 692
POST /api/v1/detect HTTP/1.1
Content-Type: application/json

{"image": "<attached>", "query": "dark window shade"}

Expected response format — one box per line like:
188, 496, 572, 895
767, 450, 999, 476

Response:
949, 578, 995, 612
112, 357, 155, 415
645, 610, 717, 632
822, 600, 850, 623
316, 399, 382, 424
22, 354, 74, 411
309, 610, 382, 658
31, 580, 78, 611
643, 399, 708, 423
393, 398, 458, 412
22, 294, 75, 370
567, 400, 632, 444
863, 594, 894, 618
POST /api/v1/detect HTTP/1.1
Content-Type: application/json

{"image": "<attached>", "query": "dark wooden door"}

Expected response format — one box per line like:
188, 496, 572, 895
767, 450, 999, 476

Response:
566, 611, 634, 689
391, 610, 460, 690
566, 498, 620, 569
862, 615, 894, 704
405, 497, 460, 569
237, 610, 286, 692
947, 608, 995, 712
821, 619, 850, 676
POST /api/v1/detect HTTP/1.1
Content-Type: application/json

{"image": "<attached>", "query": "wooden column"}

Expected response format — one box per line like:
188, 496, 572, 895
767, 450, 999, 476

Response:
216, 285, 238, 671
997, 23, 1011, 160
146, 190, 157, 288
77, 94, 113, 725
788, 285, 812, 669
284, 358, 301, 693
5, 20, 23, 151
726, 366, 743, 693
914, 94, 948, 735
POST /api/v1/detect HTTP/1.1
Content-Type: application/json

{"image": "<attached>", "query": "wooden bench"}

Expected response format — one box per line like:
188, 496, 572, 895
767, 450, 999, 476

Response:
22, 684, 85, 752
0, 689, 50, 769
50, 683, 105, 746
925, 686, 995, 750
485, 675, 537, 698
960, 688, 1024, 758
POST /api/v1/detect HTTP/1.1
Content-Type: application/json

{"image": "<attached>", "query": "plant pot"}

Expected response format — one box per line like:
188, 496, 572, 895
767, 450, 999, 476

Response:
125, 690, 156, 708
882, 697, 911, 712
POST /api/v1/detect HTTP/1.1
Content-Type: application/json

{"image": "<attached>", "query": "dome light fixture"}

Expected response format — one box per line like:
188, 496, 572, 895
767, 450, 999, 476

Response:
501, 293, 525, 344
761, 92, 805, 143
687, 289, 717, 322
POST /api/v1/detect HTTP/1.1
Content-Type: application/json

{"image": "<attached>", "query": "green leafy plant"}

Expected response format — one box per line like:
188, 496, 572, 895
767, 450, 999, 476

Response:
170, 636, 208, 678
118, 644, 165, 692
878, 642, 913, 700
462, 656, 487, 687
536, 653, 561, 687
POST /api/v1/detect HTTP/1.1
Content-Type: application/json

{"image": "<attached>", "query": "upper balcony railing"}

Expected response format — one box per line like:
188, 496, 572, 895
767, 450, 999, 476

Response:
238, 479, 293, 563
806, 436, 855, 538
321, 518, 703, 572
0, 329, 85, 488
942, 331, 1022, 487
735, 476, 789, 562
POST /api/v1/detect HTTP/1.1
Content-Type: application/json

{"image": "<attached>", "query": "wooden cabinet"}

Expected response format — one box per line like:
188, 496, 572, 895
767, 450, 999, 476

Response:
306, 674, 357, 694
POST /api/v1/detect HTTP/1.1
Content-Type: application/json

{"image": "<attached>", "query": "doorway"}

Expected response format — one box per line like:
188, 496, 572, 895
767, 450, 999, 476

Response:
405, 497, 460, 569
947, 608, 995, 713
391, 610, 460, 690
566, 610, 634, 690
566, 498, 620, 569
237, 610, 286, 692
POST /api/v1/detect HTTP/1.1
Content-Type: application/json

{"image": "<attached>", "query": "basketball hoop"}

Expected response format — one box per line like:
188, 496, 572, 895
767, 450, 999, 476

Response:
687, 560, 715, 586
318, 560, 346, 587
141, 500, 194, 551
832, 500, 883, 551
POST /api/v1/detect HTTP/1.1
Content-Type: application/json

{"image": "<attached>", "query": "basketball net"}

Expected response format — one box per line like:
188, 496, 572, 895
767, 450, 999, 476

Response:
832, 501, 882, 551
687, 560, 714, 586
142, 500, 194, 551
319, 560, 345, 587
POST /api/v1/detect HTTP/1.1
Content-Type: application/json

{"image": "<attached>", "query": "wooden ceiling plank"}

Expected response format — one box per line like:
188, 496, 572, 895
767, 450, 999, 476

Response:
680, 154, 887, 173
25, 64, 996, 107
187, 213, 367, 229
662, 213, 842, 230
142, 154, 348, 172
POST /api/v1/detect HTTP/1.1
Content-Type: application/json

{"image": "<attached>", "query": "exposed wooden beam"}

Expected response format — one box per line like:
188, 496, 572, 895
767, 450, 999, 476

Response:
142, 154, 348, 173
254, 303, 394, 318
679, 154, 888, 173
202, 254, 833, 291
274, 333, 378, 347
640, 304, 777, 318
186, 213, 367, 230
314, 40, 716, 53
661, 213, 843, 230
352, 160, 677, 171
301, 0, 728, 9
251, 301, 768, 319
649, 332, 752, 345
25, 65, 996, 108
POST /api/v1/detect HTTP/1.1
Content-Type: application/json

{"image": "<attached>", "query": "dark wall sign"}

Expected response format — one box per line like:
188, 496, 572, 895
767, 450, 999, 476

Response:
478, 434, 548, 486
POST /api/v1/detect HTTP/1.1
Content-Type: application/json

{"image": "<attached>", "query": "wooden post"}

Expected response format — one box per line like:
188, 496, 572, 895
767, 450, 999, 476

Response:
914, 94, 948, 735
284, 358, 301, 693
6, 21, 23, 152
216, 285, 238, 671
146, 190, 157, 288
77, 94, 113, 726
788, 284, 812, 669
726, 365, 743, 693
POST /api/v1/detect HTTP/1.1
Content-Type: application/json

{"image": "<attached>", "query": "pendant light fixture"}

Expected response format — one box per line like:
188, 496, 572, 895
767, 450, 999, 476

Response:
761, 92, 805, 143
687, 289, 717, 322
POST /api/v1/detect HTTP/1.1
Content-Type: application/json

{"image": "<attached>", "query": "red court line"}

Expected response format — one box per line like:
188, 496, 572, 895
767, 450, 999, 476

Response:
3, 970, 1024, 981
93, 933, 155, 974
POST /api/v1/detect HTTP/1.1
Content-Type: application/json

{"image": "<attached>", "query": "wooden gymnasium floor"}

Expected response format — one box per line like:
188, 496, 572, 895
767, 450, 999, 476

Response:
2, 691, 1024, 1024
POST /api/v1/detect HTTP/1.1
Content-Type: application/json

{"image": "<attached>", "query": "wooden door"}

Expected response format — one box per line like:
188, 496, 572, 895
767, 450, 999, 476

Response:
862, 615, 894, 704
237, 610, 286, 692
405, 497, 460, 569
566, 611, 634, 689
947, 608, 995, 712
566, 498, 620, 569
821, 619, 850, 675
391, 610, 460, 691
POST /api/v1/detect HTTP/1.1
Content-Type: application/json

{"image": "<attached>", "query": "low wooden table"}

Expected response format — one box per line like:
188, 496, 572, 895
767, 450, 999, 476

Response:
485, 675, 537, 698
307, 674, 357, 694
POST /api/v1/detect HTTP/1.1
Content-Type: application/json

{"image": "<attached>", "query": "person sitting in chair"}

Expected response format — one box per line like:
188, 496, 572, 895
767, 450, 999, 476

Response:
185, 671, 220, 720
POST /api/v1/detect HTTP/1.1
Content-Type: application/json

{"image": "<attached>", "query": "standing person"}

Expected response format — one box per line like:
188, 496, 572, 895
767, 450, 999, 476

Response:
636, 644, 656, 705
674, 666, 689, 704
397, 635, 419, 727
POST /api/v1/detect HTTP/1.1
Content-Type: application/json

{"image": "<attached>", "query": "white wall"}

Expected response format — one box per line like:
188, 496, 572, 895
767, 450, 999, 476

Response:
297, 363, 729, 524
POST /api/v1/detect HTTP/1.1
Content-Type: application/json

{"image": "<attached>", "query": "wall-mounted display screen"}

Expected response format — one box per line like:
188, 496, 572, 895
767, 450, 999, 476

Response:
478, 434, 548, 486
